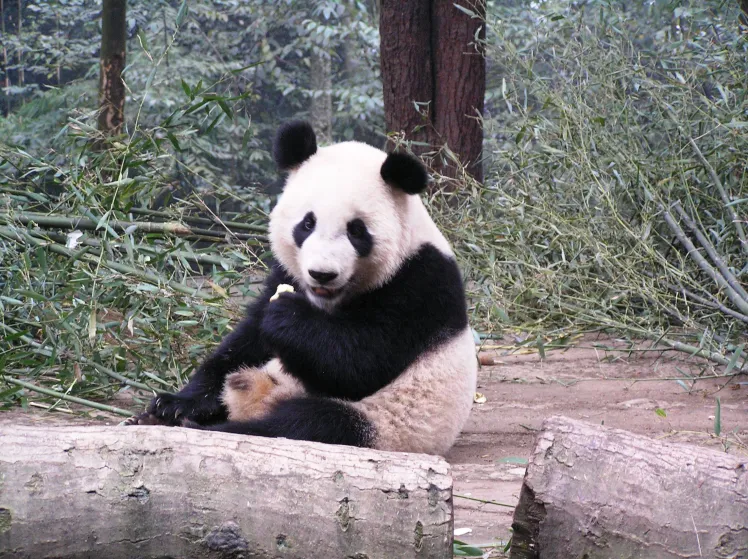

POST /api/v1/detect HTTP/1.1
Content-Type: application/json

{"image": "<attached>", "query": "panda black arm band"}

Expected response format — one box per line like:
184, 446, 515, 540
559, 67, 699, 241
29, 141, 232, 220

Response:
261, 245, 468, 400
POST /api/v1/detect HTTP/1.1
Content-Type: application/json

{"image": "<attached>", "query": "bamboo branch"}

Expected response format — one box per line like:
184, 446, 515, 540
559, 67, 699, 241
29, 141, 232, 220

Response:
672, 200, 748, 302
129, 207, 267, 233
0, 212, 267, 242
687, 137, 748, 256
557, 301, 748, 374
0, 322, 154, 392
661, 207, 748, 315
0, 226, 221, 300
28, 229, 248, 268
1, 377, 133, 416
664, 280, 748, 324
1, 212, 191, 235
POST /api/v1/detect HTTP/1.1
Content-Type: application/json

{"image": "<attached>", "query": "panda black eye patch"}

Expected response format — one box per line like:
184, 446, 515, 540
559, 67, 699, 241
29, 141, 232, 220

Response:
347, 218, 373, 257
293, 212, 316, 247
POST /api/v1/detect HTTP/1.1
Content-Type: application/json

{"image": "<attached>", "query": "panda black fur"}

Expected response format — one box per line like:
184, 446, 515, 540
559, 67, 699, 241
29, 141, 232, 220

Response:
126, 121, 477, 456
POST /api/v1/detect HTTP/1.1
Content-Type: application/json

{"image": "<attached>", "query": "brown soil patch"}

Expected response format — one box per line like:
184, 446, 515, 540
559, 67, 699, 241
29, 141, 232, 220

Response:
446, 336, 748, 549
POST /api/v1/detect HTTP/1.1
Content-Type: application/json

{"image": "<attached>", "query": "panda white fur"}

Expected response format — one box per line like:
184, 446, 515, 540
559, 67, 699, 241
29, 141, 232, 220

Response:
126, 121, 477, 456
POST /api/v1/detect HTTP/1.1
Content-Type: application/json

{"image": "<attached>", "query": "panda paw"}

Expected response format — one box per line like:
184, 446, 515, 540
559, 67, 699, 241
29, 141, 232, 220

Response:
144, 392, 217, 426
261, 291, 311, 342
119, 412, 169, 426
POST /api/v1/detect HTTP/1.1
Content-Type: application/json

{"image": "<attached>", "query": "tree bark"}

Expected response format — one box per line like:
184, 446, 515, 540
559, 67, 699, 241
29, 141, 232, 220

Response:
380, 0, 434, 153
431, 0, 486, 183
15, 0, 22, 88
0, 0, 9, 116
0, 425, 454, 559
310, 48, 333, 145
510, 416, 748, 559
98, 0, 127, 135
379, 0, 486, 184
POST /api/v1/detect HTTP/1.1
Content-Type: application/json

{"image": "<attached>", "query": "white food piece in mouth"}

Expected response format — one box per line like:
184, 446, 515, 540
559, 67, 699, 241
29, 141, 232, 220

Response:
269, 283, 295, 302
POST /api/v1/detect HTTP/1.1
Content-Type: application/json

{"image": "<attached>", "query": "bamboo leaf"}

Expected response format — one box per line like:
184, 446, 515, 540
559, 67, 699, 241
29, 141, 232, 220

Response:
724, 344, 744, 375
453, 4, 477, 18
175, 0, 188, 27
180, 79, 192, 99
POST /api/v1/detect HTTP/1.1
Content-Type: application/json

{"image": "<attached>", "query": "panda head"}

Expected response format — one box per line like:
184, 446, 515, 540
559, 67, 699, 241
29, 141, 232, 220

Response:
268, 120, 431, 311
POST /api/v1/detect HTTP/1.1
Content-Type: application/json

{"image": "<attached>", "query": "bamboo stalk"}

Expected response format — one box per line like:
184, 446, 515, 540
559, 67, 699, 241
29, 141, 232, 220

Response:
1, 377, 133, 416
0, 212, 192, 235
557, 301, 748, 374
454, 494, 515, 508
28, 229, 247, 268
0, 226, 219, 300
687, 137, 748, 256
661, 207, 748, 315
663, 280, 748, 324
1, 211, 268, 242
672, 201, 748, 302
128, 207, 267, 233
0, 322, 154, 392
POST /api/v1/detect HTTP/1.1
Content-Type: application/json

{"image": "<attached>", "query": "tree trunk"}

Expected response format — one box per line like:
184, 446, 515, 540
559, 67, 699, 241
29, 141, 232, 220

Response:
0, 0, 9, 116
309, 48, 333, 145
380, 0, 434, 154
0, 425, 454, 559
431, 0, 485, 183
15, 0, 22, 88
379, 0, 486, 184
510, 416, 748, 559
98, 0, 127, 135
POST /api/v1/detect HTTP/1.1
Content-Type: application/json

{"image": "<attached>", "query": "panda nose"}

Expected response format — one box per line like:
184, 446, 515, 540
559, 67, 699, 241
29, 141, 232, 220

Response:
308, 270, 338, 284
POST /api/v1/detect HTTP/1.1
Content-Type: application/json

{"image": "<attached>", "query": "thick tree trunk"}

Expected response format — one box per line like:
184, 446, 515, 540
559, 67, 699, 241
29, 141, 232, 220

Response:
380, 0, 434, 153
510, 416, 748, 559
98, 0, 127, 135
379, 0, 486, 184
0, 425, 454, 559
431, 0, 485, 183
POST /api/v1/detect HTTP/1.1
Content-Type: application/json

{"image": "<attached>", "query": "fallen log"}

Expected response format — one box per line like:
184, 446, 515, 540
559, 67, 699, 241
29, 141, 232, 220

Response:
510, 416, 748, 559
0, 425, 453, 559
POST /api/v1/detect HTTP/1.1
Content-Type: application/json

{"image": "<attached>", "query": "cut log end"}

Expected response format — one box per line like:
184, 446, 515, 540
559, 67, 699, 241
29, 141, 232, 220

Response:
510, 416, 748, 559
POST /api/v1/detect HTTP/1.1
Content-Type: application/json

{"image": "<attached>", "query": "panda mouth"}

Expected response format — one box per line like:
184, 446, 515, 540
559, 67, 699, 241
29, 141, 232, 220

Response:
310, 286, 341, 299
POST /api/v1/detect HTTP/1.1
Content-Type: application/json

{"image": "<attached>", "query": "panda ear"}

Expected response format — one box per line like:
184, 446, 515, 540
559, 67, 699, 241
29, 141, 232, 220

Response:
380, 152, 428, 195
273, 120, 318, 171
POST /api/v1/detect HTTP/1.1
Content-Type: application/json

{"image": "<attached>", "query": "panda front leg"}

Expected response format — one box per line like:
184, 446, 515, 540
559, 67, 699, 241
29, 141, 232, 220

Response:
124, 266, 294, 427
182, 396, 376, 448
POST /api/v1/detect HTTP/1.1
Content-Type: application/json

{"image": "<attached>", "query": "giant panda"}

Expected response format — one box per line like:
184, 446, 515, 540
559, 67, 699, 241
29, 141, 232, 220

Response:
125, 121, 477, 456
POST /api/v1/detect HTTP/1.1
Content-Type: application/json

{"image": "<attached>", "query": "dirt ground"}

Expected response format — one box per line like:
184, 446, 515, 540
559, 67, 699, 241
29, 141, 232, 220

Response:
446, 336, 748, 550
1, 335, 746, 554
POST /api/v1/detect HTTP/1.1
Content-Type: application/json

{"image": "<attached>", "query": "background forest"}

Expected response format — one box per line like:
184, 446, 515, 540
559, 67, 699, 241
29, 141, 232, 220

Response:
0, 0, 746, 415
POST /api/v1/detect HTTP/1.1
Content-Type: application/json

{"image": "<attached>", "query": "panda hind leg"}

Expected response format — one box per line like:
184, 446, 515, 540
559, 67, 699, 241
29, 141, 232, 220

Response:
184, 396, 376, 448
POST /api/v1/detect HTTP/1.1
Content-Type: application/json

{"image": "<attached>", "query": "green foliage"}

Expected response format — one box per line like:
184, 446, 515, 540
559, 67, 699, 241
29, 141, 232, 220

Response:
0, 76, 270, 413
1, 0, 383, 192
432, 0, 747, 366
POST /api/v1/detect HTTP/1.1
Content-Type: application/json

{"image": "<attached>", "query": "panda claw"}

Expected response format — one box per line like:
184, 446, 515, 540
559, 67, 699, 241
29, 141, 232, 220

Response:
119, 412, 169, 426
